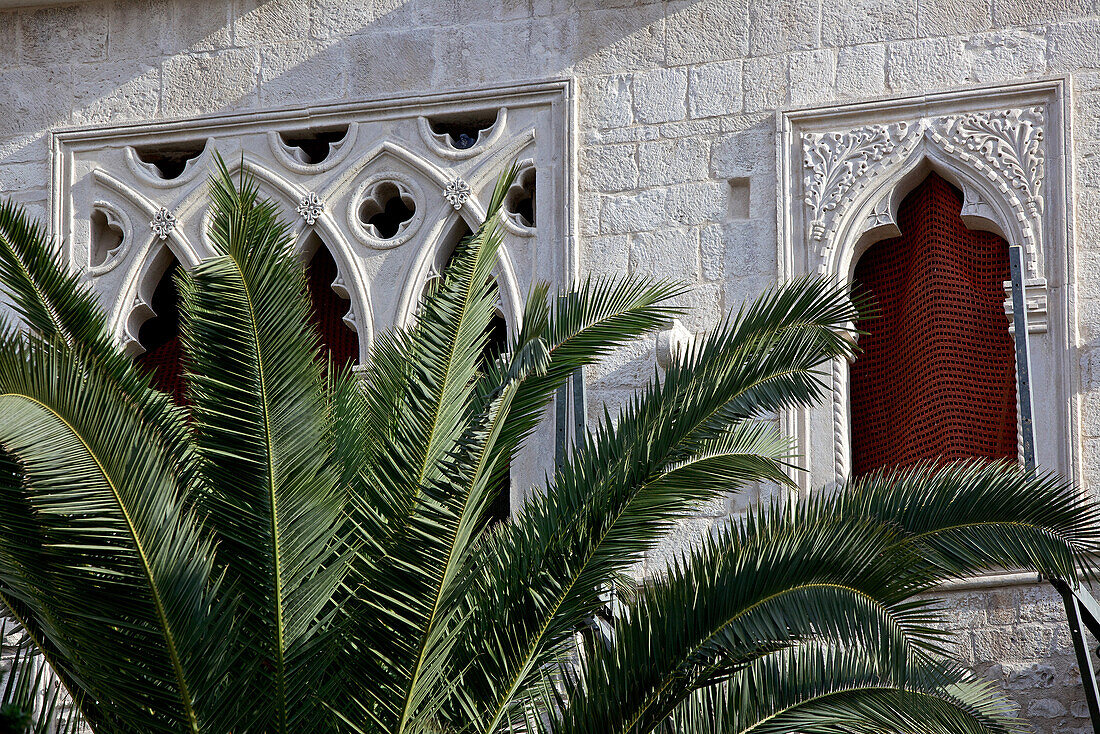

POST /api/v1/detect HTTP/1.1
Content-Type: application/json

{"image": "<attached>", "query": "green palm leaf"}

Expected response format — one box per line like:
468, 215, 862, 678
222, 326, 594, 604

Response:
0, 166, 1093, 734
0, 337, 231, 734
179, 158, 346, 734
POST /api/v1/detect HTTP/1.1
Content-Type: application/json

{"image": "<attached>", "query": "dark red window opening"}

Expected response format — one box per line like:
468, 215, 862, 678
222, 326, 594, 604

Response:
134, 259, 186, 404
306, 245, 359, 368
849, 173, 1018, 476
134, 244, 359, 403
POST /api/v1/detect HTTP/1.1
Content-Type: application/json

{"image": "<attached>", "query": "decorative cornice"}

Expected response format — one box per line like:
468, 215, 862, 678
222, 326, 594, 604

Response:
801, 123, 917, 245
925, 107, 1045, 278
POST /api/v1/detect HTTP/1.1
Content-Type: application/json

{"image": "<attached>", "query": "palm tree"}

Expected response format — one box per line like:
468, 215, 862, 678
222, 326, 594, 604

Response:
0, 160, 1094, 734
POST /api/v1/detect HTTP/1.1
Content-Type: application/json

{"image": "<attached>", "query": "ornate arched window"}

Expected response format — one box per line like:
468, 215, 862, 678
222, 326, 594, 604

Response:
134, 258, 185, 404
849, 173, 1018, 476
304, 237, 359, 368
134, 240, 359, 403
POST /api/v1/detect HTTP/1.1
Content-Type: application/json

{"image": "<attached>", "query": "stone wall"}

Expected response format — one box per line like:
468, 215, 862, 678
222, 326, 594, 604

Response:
1, 0, 1100, 731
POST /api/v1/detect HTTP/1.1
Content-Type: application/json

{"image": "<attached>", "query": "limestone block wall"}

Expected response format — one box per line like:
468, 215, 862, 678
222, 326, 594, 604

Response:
0, 0, 1099, 730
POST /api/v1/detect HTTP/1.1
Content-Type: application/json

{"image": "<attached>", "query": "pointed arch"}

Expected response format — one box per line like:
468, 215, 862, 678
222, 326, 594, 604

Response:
171, 155, 375, 353
133, 255, 186, 404
393, 206, 523, 338
822, 142, 1035, 286
93, 170, 201, 356
804, 144, 1049, 483
849, 173, 1018, 476
299, 231, 360, 367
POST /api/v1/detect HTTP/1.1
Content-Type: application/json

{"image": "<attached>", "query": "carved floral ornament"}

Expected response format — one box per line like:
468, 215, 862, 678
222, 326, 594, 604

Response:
296, 191, 325, 225
801, 107, 1046, 279
150, 207, 177, 241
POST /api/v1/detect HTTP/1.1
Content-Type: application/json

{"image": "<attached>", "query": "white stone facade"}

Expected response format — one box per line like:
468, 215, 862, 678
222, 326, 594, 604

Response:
2, 0, 1100, 730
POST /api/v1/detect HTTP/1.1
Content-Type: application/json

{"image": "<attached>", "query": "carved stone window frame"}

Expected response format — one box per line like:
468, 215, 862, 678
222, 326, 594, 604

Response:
778, 79, 1078, 491
48, 79, 577, 500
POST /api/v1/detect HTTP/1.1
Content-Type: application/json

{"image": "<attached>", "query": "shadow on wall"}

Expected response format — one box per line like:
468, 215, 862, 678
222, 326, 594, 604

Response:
0, 0, 692, 173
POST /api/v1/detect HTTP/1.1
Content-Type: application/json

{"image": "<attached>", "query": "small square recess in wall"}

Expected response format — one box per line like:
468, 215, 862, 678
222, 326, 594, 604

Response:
728, 177, 750, 219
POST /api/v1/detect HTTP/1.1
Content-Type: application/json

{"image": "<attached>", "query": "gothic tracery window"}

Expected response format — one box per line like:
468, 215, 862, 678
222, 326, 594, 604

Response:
849, 173, 1018, 476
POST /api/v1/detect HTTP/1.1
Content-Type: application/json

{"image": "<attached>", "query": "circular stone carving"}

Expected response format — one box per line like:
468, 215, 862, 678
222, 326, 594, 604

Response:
348, 173, 424, 249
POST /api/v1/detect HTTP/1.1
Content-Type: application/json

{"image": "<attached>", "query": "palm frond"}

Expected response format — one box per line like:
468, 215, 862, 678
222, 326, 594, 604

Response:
666, 644, 1023, 734
0, 194, 196, 503
0, 336, 231, 734
179, 158, 345, 734
339, 168, 520, 733
462, 277, 860, 731
0, 621, 83, 734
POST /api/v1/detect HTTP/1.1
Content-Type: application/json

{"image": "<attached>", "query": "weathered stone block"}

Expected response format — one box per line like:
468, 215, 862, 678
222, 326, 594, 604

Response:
788, 49, 838, 106
665, 180, 729, 226
630, 226, 698, 282
822, 0, 916, 46
583, 233, 630, 278
0, 65, 72, 136
578, 191, 602, 238
723, 273, 775, 315
637, 138, 710, 187
580, 74, 633, 130
260, 40, 347, 106
21, 2, 107, 65
0, 161, 45, 194
581, 143, 639, 193
1003, 662, 1057, 691
632, 67, 688, 124
233, 0, 310, 46
749, 0, 817, 55
918, 0, 991, 35
600, 188, 669, 235
711, 127, 774, 179
967, 31, 1046, 83
657, 118, 724, 139
721, 219, 777, 275
666, 0, 749, 65
995, 0, 1092, 26
886, 37, 968, 92
162, 49, 260, 117
309, 0, 413, 38
345, 29, 435, 97
574, 5, 665, 74
689, 59, 743, 118
676, 281, 722, 331
836, 43, 887, 97
742, 56, 786, 113
699, 223, 725, 281
1047, 18, 1100, 72
1029, 698, 1069, 718
74, 61, 161, 125
107, 0, 174, 59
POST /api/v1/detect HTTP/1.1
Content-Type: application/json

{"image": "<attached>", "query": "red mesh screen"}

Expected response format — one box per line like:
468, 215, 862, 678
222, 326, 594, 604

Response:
137, 335, 187, 404
850, 173, 1017, 476
307, 246, 358, 368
